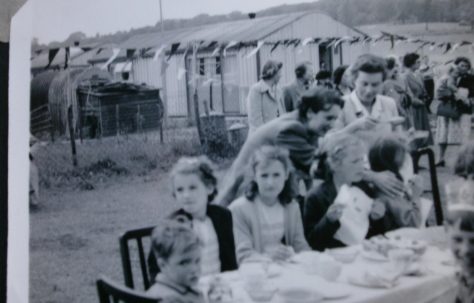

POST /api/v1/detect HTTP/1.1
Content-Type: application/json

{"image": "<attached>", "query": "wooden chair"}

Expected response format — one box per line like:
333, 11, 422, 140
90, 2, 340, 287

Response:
411, 147, 443, 225
119, 226, 155, 290
96, 276, 159, 303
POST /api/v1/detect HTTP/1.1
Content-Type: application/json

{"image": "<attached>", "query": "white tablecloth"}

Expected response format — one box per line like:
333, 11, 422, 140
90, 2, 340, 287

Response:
201, 245, 458, 303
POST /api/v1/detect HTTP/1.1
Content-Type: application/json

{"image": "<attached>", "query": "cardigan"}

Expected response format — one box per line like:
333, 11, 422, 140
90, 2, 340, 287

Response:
247, 80, 283, 133
229, 197, 310, 264
304, 180, 381, 251
147, 205, 238, 284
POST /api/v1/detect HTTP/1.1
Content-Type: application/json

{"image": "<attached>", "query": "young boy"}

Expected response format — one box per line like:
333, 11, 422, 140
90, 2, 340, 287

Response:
147, 220, 205, 303
445, 142, 474, 303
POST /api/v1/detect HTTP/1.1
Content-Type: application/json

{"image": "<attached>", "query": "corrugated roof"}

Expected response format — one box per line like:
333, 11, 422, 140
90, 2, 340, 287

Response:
31, 48, 99, 69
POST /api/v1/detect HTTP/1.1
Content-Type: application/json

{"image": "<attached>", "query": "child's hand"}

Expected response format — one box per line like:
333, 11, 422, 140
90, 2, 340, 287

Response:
407, 175, 423, 202
370, 200, 386, 220
268, 245, 294, 262
326, 203, 346, 223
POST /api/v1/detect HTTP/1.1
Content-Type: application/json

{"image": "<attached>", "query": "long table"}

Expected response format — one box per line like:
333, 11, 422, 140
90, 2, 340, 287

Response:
200, 231, 459, 302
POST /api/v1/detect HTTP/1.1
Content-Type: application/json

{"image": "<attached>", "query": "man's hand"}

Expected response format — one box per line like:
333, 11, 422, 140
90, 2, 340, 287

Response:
364, 170, 404, 199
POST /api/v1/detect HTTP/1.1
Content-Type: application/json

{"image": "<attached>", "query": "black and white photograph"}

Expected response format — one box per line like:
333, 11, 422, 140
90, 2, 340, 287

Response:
6, 0, 474, 302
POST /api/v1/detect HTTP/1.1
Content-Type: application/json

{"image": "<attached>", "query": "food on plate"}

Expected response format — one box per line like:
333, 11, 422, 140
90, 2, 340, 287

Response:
362, 235, 427, 259
207, 277, 233, 303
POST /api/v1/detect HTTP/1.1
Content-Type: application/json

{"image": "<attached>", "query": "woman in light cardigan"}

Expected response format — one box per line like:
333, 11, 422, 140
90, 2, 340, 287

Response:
229, 146, 309, 264
247, 60, 284, 133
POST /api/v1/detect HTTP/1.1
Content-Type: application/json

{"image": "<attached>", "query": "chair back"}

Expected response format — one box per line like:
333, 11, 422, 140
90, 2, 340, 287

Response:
412, 147, 443, 225
119, 226, 155, 290
96, 276, 159, 303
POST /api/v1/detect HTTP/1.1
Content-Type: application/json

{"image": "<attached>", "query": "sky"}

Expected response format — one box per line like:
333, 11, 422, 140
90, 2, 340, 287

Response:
32, 0, 313, 44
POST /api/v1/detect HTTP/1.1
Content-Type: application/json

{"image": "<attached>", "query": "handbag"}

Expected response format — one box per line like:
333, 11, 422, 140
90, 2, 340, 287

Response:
437, 100, 461, 120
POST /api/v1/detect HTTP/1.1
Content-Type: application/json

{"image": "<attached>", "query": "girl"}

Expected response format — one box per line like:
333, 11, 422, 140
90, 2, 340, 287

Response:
304, 133, 385, 251
148, 156, 237, 281
445, 142, 474, 303
229, 145, 309, 264
368, 135, 423, 232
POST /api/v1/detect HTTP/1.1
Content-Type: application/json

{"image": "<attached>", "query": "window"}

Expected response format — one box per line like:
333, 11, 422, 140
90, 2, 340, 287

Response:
199, 58, 205, 75
122, 72, 130, 81
216, 57, 221, 75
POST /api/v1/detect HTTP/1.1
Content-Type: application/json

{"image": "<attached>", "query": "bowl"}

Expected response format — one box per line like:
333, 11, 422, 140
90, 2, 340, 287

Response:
327, 248, 359, 264
245, 284, 277, 302
279, 287, 323, 303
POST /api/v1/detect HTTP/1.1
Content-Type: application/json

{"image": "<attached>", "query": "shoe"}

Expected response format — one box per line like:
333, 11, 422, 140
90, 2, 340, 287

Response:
435, 160, 445, 167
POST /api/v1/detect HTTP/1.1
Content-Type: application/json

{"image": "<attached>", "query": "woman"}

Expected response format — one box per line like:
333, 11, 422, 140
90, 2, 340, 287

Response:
445, 142, 474, 303
402, 53, 434, 148
333, 65, 351, 96
247, 60, 283, 133
435, 64, 471, 166
382, 56, 413, 130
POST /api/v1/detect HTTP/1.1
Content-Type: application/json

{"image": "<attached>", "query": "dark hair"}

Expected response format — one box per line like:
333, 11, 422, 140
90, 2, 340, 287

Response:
315, 70, 332, 81
368, 136, 407, 181
298, 87, 343, 120
403, 53, 420, 68
245, 145, 297, 205
261, 60, 283, 80
170, 156, 218, 203
385, 57, 397, 70
454, 57, 472, 69
351, 54, 387, 81
333, 65, 348, 86
151, 220, 201, 261
295, 61, 312, 79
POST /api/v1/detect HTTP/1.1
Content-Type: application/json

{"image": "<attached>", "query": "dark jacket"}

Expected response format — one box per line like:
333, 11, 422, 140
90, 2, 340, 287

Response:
148, 205, 238, 284
303, 179, 380, 251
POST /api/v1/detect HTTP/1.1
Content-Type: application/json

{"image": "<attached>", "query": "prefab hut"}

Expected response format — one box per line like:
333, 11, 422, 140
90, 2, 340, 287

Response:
89, 12, 367, 120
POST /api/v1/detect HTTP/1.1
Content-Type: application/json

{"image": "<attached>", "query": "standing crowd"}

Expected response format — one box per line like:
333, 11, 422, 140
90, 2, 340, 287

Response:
143, 53, 474, 303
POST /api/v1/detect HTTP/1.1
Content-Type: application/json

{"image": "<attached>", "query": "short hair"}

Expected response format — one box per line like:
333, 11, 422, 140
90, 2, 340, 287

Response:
245, 145, 297, 205
368, 135, 407, 181
295, 61, 312, 79
322, 132, 366, 170
298, 87, 344, 120
454, 57, 472, 68
261, 60, 283, 80
315, 70, 332, 81
333, 65, 348, 86
385, 56, 398, 71
151, 220, 201, 261
403, 53, 420, 68
446, 141, 474, 230
454, 141, 474, 179
170, 156, 218, 203
351, 54, 387, 81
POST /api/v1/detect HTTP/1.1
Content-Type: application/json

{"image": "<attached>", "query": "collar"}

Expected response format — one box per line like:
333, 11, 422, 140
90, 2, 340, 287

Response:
349, 91, 383, 118
154, 274, 201, 296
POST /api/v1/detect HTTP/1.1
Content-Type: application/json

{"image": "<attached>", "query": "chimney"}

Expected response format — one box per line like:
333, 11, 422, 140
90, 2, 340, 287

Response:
248, 12, 256, 19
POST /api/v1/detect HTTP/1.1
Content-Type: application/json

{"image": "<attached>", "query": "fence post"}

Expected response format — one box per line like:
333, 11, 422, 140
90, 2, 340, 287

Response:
67, 106, 78, 167
116, 104, 120, 137
137, 104, 141, 133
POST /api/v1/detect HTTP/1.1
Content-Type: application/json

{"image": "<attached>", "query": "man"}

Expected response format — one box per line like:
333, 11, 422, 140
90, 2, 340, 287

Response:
315, 70, 333, 89
282, 61, 314, 113
217, 87, 342, 207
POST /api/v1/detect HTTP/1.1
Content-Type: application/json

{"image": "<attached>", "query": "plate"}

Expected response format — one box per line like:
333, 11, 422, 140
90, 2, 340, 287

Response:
347, 271, 399, 289
320, 286, 351, 300
278, 286, 324, 303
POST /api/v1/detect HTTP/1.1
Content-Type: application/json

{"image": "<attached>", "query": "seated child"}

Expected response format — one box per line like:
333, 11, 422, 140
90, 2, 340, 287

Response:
148, 156, 237, 282
147, 220, 205, 303
445, 142, 474, 303
229, 145, 310, 264
304, 133, 385, 251
368, 135, 422, 232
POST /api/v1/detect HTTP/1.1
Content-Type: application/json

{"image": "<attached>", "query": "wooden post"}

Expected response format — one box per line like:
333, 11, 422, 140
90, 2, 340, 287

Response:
115, 104, 120, 137
194, 88, 204, 145
67, 106, 77, 167
98, 99, 103, 139
137, 104, 141, 133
